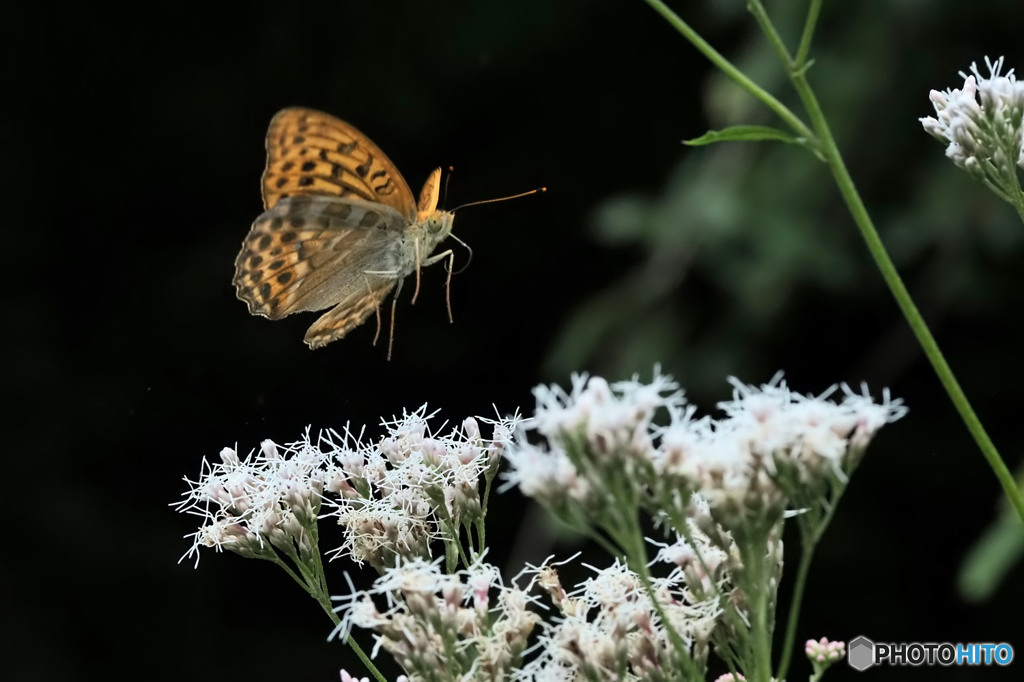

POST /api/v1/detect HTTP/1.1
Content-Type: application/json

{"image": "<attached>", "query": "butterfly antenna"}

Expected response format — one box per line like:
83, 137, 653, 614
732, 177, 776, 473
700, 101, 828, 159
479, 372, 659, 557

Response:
443, 166, 455, 206
452, 187, 546, 212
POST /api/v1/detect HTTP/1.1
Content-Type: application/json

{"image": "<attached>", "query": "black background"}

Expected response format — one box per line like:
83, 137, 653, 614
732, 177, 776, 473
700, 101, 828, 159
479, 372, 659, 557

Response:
8, 1, 1024, 680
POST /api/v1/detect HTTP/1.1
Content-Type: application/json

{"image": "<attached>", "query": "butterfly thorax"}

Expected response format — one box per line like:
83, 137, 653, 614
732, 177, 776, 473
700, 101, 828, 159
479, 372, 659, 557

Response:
385, 209, 455, 279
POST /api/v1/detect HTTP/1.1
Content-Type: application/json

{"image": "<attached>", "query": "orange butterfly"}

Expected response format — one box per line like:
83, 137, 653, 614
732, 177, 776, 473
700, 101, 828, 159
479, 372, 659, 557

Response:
233, 108, 456, 357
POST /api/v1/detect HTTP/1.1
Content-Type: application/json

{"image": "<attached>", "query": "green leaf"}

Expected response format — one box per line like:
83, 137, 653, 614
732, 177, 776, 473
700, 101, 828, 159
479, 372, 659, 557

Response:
684, 125, 801, 146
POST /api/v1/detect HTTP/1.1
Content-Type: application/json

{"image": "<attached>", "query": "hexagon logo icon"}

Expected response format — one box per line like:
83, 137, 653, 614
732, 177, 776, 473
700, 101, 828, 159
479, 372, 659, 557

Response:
848, 636, 875, 671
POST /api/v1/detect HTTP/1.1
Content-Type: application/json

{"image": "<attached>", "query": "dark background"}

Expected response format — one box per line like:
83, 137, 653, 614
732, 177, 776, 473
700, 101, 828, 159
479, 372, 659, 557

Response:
8, 1, 1024, 680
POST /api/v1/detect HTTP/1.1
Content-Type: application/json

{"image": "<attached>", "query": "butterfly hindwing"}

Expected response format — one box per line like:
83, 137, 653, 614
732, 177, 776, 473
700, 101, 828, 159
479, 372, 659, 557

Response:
262, 107, 417, 219
233, 195, 407, 320
302, 277, 398, 349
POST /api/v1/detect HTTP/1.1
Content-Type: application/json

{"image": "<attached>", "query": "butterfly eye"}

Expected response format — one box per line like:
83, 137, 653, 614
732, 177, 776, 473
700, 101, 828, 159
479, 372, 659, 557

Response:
427, 214, 445, 233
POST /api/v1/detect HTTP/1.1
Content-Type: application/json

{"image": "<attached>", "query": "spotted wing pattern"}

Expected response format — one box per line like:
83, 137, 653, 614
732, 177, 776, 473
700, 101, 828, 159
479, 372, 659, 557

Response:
233, 194, 405, 327
302, 277, 397, 349
262, 107, 417, 219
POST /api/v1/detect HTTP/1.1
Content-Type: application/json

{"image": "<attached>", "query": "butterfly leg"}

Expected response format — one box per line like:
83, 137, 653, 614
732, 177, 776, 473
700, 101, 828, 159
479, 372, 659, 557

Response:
444, 250, 454, 323
372, 300, 383, 347
354, 274, 384, 347
411, 238, 423, 305
421, 249, 455, 268
419, 249, 456, 323
387, 278, 404, 361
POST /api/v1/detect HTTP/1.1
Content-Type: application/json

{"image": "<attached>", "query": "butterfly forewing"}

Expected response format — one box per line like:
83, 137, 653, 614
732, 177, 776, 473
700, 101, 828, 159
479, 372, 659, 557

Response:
233, 195, 406, 321
262, 108, 417, 219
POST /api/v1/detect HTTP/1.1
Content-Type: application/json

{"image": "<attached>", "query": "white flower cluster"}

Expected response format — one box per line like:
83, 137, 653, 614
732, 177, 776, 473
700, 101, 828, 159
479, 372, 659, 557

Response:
805, 637, 845, 664
177, 406, 517, 570
516, 556, 722, 681
332, 557, 540, 681
504, 370, 905, 530
332, 551, 724, 682
176, 438, 327, 566
921, 56, 1024, 183
320, 408, 512, 570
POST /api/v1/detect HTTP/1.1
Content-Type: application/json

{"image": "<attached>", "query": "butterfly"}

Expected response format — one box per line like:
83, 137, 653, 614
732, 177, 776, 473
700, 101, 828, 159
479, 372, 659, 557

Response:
232, 107, 458, 356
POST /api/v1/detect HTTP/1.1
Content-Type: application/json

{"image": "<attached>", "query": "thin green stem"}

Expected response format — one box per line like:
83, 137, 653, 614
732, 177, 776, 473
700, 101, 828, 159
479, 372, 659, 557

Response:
615, 520, 703, 680
590, 527, 625, 560
307, 522, 330, 594
775, 482, 847, 680
795, 0, 823, 65
981, 176, 1013, 204
1000, 169, 1024, 222
746, 1, 793, 66
775, 536, 813, 680
266, 555, 308, 591
345, 636, 387, 682
642, 0, 815, 142
306, 579, 386, 682
788, 71, 1024, 522
478, 464, 496, 551
270, 552, 387, 682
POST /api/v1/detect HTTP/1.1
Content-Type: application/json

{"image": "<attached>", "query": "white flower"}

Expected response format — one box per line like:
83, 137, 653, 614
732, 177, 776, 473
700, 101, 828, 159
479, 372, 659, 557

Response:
921, 56, 1024, 190
175, 436, 330, 566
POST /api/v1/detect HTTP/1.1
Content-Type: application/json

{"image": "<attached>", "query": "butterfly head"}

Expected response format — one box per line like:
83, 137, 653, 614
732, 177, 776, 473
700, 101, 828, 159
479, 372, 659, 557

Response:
425, 209, 456, 238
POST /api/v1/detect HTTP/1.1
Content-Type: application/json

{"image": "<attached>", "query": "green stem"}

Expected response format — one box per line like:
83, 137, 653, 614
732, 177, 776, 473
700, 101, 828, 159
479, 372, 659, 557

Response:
478, 465, 496, 552
739, 531, 773, 682
794, 0, 823, 65
266, 554, 308, 591
617, 523, 703, 680
775, 480, 847, 681
775, 535, 813, 681
788, 71, 1024, 522
642, 0, 815, 142
344, 636, 387, 682
308, 586, 386, 682
747, 0, 793, 67
293, 558, 388, 682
